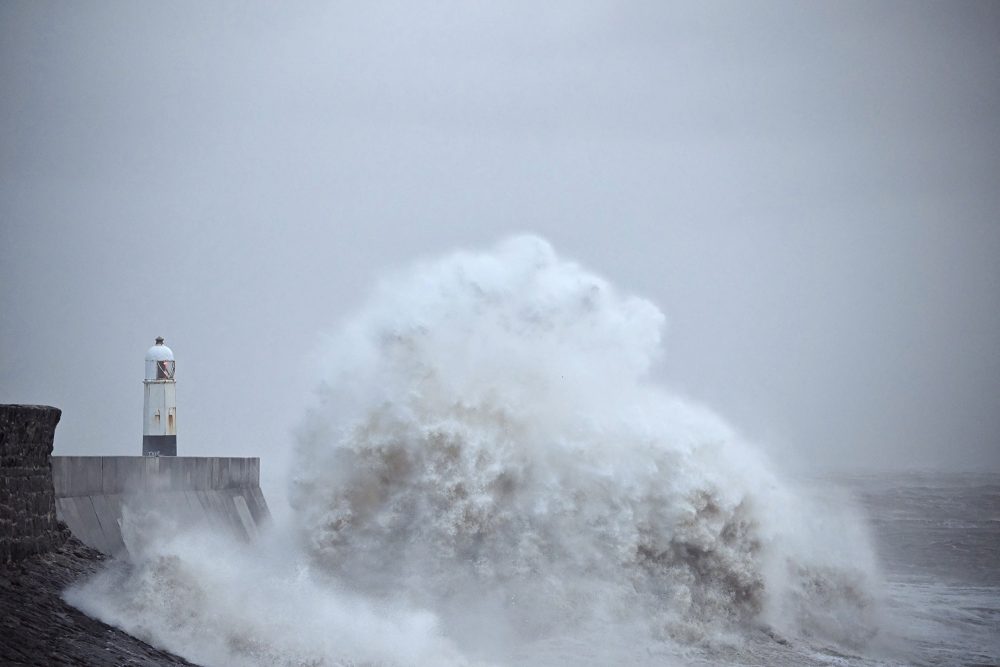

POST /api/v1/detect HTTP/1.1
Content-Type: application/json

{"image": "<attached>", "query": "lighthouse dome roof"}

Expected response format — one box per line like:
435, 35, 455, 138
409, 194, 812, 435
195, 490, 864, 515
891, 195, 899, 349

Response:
145, 337, 174, 362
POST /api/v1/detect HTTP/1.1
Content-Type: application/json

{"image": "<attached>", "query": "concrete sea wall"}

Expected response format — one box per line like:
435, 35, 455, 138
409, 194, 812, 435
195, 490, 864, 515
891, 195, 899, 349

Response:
0, 405, 69, 562
1, 402, 271, 560
52, 456, 271, 557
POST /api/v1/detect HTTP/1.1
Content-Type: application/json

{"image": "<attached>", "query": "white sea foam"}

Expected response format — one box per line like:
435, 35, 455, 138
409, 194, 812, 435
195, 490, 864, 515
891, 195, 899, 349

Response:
67, 236, 885, 666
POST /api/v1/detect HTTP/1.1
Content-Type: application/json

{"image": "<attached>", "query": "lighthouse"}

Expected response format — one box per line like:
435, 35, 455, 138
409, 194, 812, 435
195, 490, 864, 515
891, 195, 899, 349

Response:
143, 336, 177, 456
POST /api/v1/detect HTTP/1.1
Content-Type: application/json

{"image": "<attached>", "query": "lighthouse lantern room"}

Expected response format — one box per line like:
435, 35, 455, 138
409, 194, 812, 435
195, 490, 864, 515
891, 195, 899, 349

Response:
143, 336, 177, 456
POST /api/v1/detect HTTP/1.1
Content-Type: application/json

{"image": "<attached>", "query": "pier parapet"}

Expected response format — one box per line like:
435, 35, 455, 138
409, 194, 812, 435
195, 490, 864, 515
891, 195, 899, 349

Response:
52, 456, 270, 557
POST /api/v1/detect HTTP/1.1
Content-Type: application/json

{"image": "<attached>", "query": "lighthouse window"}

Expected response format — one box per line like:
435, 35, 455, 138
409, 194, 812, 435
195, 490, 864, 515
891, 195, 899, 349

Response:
168, 408, 175, 431
157, 360, 175, 379
153, 409, 160, 425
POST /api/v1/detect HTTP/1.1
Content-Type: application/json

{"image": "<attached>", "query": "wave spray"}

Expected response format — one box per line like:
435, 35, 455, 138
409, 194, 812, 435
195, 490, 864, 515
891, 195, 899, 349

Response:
68, 236, 883, 666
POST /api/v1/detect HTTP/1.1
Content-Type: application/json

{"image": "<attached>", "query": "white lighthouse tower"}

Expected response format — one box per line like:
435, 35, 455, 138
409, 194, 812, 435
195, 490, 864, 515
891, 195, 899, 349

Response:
143, 336, 177, 456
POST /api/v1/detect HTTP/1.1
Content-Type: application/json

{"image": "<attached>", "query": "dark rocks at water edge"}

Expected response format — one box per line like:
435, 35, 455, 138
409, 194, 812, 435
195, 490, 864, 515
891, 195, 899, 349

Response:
1, 404, 198, 666
1, 536, 198, 666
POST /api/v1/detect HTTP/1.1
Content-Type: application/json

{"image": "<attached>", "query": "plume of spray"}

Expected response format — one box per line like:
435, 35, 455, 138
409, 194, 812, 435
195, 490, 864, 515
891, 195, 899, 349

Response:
290, 235, 883, 660
67, 235, 884, 666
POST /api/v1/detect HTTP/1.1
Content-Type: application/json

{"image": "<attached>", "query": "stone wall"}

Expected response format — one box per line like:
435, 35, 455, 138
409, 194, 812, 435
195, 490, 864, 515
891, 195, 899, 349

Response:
0, 405, 68, 563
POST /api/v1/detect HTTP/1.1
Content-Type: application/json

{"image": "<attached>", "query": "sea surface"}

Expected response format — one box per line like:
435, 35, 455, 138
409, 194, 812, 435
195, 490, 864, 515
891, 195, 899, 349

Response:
62, 240, 1000, 667
65, 470, 1000, 667
828, 471, 1000, 667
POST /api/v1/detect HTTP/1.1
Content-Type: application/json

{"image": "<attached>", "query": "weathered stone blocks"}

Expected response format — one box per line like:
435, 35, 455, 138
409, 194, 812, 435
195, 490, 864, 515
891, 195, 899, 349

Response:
0, 404, 69, 562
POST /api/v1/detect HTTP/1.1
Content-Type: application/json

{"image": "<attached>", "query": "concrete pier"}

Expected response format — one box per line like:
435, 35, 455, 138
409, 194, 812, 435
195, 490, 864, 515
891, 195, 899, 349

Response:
52, 456, 270, 557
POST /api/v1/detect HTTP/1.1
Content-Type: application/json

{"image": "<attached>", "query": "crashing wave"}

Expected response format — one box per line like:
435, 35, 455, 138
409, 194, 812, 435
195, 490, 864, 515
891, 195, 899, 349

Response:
291, 235, 882, 654
69, 235, 883, 666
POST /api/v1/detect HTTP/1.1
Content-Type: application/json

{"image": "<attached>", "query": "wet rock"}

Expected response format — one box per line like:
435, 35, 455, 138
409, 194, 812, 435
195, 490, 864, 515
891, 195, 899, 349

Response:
0, 536, 199, 666
1, 405, 200, 665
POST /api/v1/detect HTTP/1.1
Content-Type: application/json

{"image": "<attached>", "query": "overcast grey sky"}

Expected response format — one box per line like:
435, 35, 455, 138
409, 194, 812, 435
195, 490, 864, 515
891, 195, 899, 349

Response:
2, 1, 998, 491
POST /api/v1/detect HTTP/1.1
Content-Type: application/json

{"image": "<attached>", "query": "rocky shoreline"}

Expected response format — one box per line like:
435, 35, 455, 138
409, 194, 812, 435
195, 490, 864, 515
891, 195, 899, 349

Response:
2, 404, 199, 666
1, 534, 198, 666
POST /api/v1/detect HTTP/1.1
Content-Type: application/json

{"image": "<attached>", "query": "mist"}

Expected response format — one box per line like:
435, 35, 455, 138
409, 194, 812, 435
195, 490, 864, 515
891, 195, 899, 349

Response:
65, 236, 886, 666
2, 0, 999, 518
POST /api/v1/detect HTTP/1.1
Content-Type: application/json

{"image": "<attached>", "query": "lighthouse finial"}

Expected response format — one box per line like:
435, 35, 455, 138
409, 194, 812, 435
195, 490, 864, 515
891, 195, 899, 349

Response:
155, 336, 164, 345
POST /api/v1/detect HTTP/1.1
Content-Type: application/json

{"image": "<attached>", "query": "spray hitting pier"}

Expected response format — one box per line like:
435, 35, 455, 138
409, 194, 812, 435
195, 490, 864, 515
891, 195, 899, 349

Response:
52, 456, 268, 556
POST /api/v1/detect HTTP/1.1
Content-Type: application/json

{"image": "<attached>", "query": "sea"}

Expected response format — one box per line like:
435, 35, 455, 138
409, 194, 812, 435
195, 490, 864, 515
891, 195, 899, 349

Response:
65, 237, 1000, 667
833, 471, 1000, 667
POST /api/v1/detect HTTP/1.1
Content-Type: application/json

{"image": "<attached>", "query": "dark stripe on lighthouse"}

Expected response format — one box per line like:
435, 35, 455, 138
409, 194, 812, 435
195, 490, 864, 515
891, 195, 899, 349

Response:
143, 435, 177, 456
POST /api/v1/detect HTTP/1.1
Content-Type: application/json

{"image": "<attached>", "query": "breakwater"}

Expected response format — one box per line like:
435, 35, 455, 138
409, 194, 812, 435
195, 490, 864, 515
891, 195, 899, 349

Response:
53, 456, 270, 557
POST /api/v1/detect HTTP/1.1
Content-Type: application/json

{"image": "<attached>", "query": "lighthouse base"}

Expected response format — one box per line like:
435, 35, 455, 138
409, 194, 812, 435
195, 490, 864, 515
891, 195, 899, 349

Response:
142, 435, 176, 456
